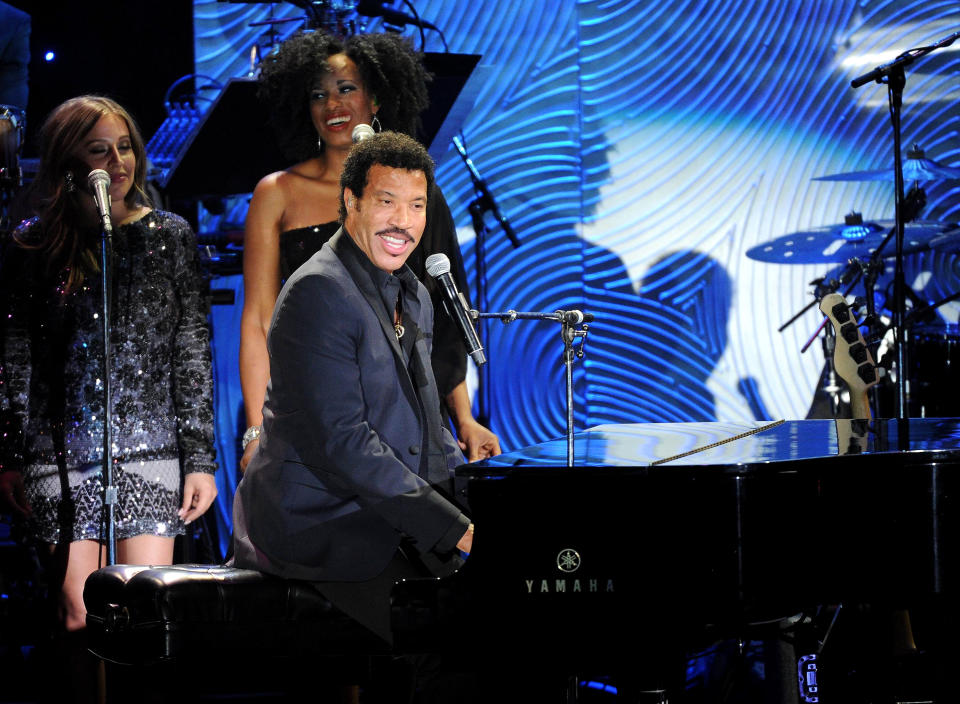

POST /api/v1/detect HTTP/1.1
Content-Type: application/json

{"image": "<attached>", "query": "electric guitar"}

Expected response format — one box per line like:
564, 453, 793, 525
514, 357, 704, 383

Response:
818, 292, 918, 652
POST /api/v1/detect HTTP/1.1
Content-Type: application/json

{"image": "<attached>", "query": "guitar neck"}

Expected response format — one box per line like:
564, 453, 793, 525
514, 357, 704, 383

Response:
819, 293, 878, 420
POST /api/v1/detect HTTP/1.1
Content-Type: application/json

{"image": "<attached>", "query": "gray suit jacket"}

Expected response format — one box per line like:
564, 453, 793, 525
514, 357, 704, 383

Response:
233, 230, 469, 582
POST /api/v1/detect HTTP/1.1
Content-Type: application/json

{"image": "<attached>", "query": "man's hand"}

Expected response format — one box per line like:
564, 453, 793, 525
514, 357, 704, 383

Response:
456, 523, 474, 554
179, 472, 218, 525
456, 418, 502, 462
446, 382, 502, 462
0, 471, 31, 518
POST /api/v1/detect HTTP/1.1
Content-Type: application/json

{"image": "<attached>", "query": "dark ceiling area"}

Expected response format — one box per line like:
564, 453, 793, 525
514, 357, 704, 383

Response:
7, 0, 194, 157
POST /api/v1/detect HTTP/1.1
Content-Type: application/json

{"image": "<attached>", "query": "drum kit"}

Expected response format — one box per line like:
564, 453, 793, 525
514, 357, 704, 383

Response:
746, 144, 960, 419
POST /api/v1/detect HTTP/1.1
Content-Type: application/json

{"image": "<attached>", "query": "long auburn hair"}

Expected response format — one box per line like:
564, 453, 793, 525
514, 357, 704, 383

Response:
17, 96, 150, 292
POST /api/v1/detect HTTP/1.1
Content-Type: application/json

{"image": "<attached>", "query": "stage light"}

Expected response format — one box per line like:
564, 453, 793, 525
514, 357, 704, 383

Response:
44, 51, 55, 62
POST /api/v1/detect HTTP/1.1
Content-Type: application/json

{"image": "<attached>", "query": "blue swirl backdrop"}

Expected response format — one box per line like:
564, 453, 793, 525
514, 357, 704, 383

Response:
193, 1, 960, 554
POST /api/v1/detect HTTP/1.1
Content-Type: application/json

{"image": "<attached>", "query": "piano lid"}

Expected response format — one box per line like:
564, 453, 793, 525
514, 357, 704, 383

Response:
462, 418, 960, 476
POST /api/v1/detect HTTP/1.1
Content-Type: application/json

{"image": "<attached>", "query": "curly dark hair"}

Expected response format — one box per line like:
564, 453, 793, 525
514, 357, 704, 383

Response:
257, 30, 431, 162
339, 131, 435, 222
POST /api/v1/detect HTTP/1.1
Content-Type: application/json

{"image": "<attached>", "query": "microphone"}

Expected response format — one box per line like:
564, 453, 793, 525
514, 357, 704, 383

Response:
356, 0, 438, 30
87, 169, 113, 236
352, 123, 375, 143
558, 310, 594, 325
425, 253, 486, 366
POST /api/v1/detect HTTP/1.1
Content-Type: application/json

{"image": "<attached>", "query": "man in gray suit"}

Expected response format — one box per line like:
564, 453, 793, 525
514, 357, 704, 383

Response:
232, 131, 473, 644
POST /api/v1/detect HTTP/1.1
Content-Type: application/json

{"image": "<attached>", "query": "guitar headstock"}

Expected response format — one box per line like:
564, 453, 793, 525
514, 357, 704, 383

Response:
818, 293, 878, 419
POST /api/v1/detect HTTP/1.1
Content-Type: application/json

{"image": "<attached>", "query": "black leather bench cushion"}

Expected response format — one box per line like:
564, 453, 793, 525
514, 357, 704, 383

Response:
84, 564, 390, 665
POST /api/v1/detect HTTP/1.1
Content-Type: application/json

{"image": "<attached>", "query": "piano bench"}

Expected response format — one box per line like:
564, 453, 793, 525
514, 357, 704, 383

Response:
83, 563, 391, 666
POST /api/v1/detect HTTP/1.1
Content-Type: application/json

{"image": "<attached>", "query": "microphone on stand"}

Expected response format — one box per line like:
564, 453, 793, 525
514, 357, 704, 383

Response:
425, 253, 486, 366
87, 169, 113, 236
352, 123, 375, 143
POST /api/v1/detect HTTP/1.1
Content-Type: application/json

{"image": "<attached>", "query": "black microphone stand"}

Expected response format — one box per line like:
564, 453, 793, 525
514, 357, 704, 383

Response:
472, 309, 591, 466
453, 134, 521, 428
466, 199, 491, 427
851, 28, 959, 446
98, 206, 118, 565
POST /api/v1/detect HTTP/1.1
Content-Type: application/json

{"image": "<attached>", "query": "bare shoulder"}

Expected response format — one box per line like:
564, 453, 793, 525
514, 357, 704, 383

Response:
255, 159, 341, 229
252, 169, 291, 200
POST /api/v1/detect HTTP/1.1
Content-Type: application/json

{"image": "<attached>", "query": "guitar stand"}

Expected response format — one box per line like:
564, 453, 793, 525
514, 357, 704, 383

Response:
472, 309, 591, 466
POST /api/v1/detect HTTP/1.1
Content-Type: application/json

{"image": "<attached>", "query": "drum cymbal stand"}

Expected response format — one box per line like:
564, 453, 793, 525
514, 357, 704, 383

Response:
851, 28, 960, 436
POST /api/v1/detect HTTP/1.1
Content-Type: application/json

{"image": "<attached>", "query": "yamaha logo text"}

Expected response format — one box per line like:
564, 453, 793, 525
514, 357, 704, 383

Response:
523, 548, 615, 594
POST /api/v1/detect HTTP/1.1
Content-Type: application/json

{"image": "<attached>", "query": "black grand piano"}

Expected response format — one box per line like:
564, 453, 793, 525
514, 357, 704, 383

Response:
391, 418, 960, 700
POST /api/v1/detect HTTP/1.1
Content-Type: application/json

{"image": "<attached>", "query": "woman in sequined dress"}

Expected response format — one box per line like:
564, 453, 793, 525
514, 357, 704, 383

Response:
239, 30, 500, 471
0, 97, 218, 646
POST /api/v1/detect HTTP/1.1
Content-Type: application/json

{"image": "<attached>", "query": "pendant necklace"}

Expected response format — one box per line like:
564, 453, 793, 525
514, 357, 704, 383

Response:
394, 294, 405, 340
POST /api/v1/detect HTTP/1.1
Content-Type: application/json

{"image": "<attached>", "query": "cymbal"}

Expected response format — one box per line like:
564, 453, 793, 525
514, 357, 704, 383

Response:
746, 219, 952, 264
812, 145, 960, 182
929, 225, 960, 254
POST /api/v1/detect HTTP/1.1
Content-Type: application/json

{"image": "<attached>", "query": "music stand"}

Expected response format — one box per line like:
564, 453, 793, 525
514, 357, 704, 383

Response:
162, 53, 482, 198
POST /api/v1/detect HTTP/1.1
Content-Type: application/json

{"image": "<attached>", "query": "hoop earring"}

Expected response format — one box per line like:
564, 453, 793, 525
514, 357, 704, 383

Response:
371, 115, 382, 133
64, 171, 76, 193
318, 136, 324, 152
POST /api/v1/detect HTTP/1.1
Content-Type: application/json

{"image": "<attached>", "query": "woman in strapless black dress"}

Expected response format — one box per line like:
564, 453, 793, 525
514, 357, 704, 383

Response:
239, 30, 500, 470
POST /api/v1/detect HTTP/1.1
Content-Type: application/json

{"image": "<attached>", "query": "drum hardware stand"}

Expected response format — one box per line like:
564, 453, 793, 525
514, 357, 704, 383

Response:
839, 161, 935, 418
903, 290, 960, 326
851, 28, 960, 439
814, 322, 844, 418
812, 220, 931, 418
780, 180, 925, 343
780, 254, 863, 340
850, 254, 889, 419
276, 0, 358, 37
455, 133, 522, 429
472, 309, 591, 466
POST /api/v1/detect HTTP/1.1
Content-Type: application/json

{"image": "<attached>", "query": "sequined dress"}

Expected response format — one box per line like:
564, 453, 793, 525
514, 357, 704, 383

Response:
0, 210, 217, 543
